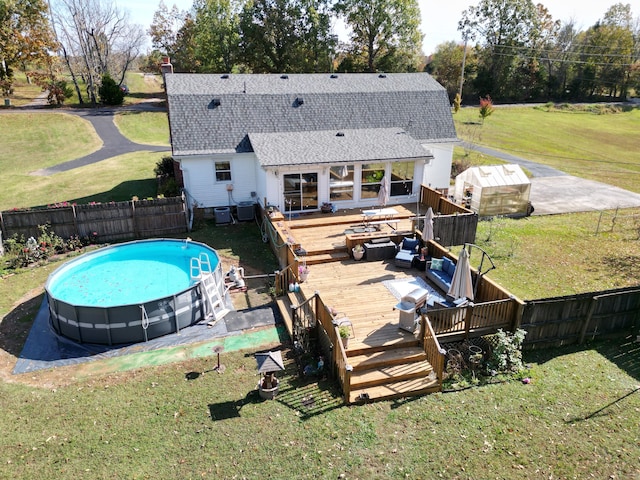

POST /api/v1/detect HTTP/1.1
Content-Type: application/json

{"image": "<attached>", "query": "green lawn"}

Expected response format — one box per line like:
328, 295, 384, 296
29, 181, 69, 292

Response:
0, 150, 162, 211
0, 337, 638, 479
114, 111, 170, 146
467, 209, 640, 300
454, 105, 640, 193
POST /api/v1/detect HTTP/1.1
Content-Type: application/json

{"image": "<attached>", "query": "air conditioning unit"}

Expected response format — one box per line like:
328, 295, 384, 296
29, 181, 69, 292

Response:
214, 207, 231, 224
237, 201, 255, 222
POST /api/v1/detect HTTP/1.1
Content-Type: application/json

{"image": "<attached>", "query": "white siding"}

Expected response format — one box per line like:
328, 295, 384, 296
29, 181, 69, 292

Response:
178, 153, 258, 208
421, 142, 454, 190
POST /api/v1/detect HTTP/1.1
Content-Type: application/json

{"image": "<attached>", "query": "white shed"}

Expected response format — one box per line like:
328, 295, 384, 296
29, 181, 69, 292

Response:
454, 164, 531, 217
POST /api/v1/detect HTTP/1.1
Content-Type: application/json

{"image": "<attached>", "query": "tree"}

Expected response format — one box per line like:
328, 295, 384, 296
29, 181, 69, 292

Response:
51, 0, 145, 104
148, 0, 188, 64
193, 0, 241, 73
98, 73, 124, 105
428, 41, 476, 102
0, 0, 58, 97
239, 0, 335, 73
458, 0, 542, 100
478, 95, 494, 123
334, 0, 422, 73
172, 13, 199, 72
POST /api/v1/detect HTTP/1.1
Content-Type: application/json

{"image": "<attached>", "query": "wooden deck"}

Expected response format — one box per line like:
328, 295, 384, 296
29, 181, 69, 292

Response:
274, 204, 443, 403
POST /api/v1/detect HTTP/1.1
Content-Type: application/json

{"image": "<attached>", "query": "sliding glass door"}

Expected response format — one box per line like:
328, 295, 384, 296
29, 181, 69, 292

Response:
283, 173, 318, 211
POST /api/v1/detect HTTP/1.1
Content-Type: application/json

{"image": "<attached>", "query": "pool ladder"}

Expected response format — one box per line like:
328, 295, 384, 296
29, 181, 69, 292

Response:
190, 253, 230, 323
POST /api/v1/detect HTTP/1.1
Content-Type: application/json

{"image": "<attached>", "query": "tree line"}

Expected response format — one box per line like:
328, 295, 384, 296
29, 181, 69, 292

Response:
1, 0, 638, 105
145, 0, 423, 75
430, 1, 640, 103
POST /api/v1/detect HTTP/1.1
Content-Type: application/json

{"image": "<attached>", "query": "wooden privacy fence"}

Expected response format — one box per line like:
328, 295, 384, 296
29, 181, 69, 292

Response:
519, 286, 640, 349
420, 185, 478, 247
0, 196, 188, 243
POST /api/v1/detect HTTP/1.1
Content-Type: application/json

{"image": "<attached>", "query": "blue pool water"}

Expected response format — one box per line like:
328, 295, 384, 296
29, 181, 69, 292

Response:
46, 239, 219, 307
45, 239, 225, 345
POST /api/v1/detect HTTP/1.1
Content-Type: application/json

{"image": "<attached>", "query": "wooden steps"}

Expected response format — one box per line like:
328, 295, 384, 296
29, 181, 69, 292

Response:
349, 376, 440, 404
345, 343, 439, 404
349, 359, 433, 389
347, 346, 426, 370
304, 250, 350, 265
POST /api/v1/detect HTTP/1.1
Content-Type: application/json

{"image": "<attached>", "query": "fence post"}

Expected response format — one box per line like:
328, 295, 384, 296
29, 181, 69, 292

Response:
131, 199, 138, 238
464, 304, 473, 338
72, 204, 78, 237
0, 211, 4, 242
512, 297, 525, 331
578, 296, 598, 344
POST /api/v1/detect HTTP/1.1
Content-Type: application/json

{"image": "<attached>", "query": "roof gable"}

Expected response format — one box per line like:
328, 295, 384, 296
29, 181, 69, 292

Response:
166, 73, 457, 156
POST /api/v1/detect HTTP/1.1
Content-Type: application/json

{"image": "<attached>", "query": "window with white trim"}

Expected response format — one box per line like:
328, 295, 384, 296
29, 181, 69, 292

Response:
215, 161, 231, 182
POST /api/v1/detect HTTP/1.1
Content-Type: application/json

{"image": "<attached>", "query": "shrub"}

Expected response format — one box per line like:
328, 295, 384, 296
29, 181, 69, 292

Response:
479, 95, 495, 123
154, 156, 176, 178
453, 92, 461, 113
98, 74, 124, 105
487, 328, 527, 373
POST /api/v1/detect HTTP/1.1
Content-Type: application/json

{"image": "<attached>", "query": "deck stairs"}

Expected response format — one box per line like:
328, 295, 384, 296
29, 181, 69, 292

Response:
301, 246, 350, 265
275, 294, 441, 404
345, 337, 440, 404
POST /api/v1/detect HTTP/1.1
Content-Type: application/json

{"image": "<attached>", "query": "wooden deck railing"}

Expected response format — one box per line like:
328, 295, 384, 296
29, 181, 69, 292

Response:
429, 298, 518, 339
420, 315, 445, 386
315, 295, 351, 403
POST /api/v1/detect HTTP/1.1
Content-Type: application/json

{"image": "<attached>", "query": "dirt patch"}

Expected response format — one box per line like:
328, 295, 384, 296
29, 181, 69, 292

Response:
0, 254, 276, 389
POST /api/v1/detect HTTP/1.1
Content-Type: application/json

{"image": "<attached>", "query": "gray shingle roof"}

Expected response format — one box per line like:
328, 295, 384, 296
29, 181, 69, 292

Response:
248, 128, 432, 167
165, 73, 457, 157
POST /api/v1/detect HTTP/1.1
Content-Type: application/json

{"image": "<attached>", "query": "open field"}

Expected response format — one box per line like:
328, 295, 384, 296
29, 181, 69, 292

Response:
454, 104, 640, 193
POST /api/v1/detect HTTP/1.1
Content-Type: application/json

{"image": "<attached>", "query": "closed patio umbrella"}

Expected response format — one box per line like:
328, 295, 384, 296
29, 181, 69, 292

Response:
447, 248, 474, 301
422, 207, 434, 243
378, 174, 390, 207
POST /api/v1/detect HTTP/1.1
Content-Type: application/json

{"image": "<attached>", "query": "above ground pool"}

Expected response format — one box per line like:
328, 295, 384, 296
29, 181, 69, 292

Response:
45, 239, 227, 345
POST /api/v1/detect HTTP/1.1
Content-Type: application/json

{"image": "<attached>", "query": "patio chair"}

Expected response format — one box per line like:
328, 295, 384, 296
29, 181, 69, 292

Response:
394, 237, 420, 268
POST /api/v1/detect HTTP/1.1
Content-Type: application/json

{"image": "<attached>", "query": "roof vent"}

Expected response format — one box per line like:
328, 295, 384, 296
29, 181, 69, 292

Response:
294, 97, 304, 107
280, 74, 289, 79
336, 132, 345, 137
220, 74, 229, 79
330, 74, 338, 79
378, 73, 387, 78
209, 98, 221, 109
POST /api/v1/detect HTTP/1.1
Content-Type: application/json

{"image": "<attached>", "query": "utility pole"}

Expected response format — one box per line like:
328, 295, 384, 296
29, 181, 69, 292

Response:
458, 38, 468, 100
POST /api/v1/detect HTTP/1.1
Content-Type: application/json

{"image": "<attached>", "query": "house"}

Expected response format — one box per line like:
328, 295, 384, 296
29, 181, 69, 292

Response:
164, 73, 458, 214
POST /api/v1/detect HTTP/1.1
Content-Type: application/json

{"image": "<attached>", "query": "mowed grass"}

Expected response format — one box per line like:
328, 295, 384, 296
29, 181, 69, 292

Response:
1, 340, 638, 479
465, 210, 640, 300
114, 111, 170, 146
0, 112, 101, 173
1, 151, 162, 211
454, 105, 640, 193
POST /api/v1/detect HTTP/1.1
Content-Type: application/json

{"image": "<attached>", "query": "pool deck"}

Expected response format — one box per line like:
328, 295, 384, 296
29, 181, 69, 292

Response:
13, 296, 283, 375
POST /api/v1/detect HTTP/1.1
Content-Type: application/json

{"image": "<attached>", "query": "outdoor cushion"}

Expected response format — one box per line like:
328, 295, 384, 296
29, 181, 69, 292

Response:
442, 257, 455, 276
400, 238, 420, 252
370, 237, 392, 244
430, 258, 443, 271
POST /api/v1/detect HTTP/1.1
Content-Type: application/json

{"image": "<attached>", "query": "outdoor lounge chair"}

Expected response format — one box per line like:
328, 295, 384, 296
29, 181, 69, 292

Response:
394, 237, 420, 268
